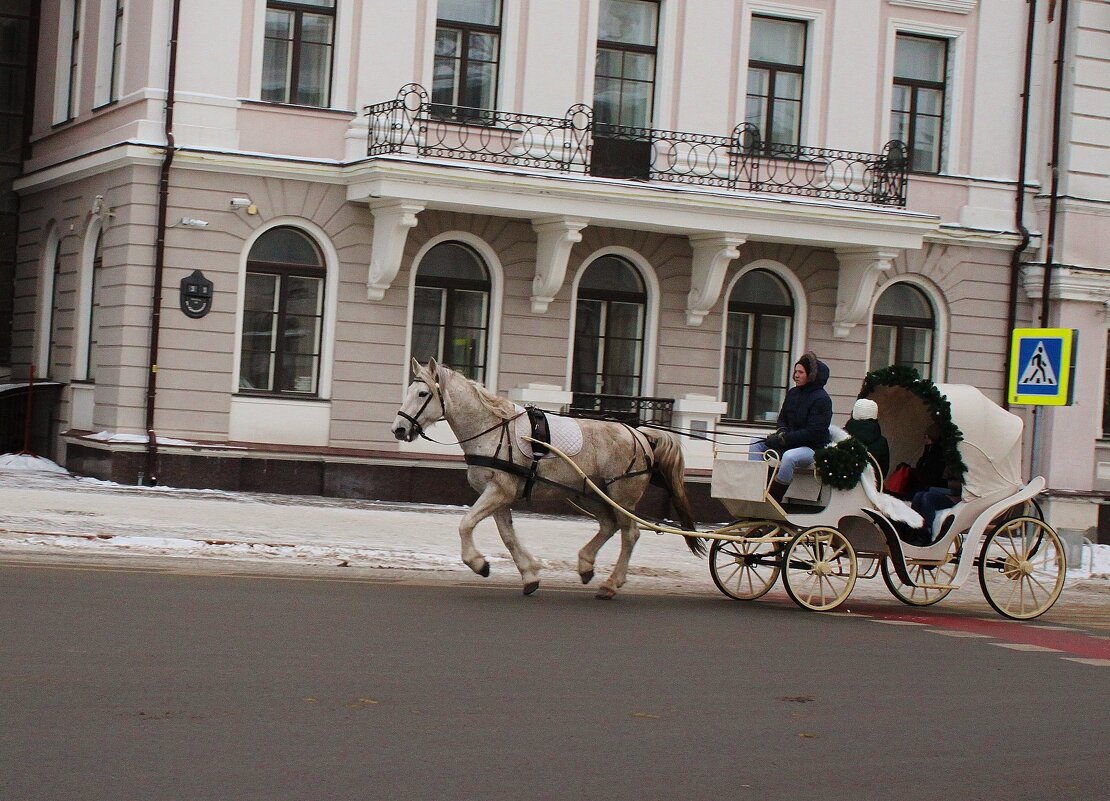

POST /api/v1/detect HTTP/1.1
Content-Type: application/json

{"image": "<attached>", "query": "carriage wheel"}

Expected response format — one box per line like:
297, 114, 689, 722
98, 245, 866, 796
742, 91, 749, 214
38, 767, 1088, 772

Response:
709, 524, 782, 601
977, 516, 1066, 620
781, 526, 857, 612
881, 536, 961, 607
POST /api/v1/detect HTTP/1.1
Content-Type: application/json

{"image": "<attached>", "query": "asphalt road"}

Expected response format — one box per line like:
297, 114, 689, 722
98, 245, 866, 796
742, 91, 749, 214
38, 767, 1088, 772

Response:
2, 560, 1107, 801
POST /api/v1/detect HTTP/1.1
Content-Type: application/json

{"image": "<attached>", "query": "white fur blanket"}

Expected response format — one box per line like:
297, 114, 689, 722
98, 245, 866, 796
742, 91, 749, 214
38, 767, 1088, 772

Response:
829, 426, 923, 528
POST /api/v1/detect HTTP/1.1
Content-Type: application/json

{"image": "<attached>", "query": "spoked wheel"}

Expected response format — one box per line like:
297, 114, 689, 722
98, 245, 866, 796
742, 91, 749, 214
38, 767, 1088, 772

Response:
881, 536, 961, 607
709, 524, 783, 601
781, 526, 857, 612
978, 516, 1066, 620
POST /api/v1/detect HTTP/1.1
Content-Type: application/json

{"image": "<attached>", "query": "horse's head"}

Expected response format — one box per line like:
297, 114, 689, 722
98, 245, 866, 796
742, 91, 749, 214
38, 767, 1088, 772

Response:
392, 358, 446, 442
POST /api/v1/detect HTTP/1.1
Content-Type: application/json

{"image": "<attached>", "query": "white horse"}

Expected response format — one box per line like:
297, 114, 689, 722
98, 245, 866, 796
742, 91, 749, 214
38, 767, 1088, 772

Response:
392, 359, 705, 599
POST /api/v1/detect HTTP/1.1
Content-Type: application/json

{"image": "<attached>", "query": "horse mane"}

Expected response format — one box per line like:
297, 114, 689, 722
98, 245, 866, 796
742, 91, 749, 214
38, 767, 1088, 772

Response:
419, 362, 519, 420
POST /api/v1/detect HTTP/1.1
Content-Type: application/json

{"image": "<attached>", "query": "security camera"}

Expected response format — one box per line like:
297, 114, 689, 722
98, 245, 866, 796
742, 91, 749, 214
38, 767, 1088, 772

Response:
229, 198, 253, 208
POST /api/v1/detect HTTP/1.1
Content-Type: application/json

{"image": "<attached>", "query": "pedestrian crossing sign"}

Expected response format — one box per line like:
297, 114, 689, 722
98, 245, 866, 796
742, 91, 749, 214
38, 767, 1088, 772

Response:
1008, 328, 1076, 406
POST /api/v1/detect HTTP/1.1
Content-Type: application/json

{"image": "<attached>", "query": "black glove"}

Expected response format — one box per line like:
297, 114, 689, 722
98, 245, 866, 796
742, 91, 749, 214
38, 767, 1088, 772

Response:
764, 432, 786, 453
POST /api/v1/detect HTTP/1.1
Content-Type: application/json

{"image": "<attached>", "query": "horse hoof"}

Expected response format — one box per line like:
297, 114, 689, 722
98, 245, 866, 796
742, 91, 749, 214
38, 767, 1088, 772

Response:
595, 587, 616, 600
523, 581, 540, 596
580, 570, 594, 585
470, 561, 490, 578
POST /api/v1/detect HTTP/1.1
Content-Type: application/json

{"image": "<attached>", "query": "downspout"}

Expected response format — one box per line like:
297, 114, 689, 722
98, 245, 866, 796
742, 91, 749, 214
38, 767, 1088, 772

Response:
1039, 0, 1069, 326
1003, 0, 1038, 410
143, 0, 182, 485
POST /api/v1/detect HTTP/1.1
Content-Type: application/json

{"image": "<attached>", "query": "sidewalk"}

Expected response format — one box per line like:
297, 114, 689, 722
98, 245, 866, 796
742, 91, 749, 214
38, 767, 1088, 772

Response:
1, 455, 1107, 607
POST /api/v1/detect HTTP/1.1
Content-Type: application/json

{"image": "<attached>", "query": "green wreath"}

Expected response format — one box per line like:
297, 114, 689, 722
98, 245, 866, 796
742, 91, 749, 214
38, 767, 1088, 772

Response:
858, 365, 967, 480
814, 437, 870, 490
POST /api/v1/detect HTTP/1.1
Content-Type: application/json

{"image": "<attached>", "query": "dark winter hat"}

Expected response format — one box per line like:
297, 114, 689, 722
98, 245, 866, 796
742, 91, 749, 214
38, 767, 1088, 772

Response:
796, 351, 818, 382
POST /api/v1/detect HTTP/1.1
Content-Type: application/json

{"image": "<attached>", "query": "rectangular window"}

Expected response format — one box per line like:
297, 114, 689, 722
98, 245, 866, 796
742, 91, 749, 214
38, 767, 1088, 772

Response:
262, 0, 335, 107
745, 16, 806, 155
0, 9, 30, 161
1103, 331, 1110, 437
594, 0, 658, 129
239, 271, 324, 394
891, 33, 947, 174
68, 0, 82, 120
110, 0, 123, 101
432, 0, 501, 120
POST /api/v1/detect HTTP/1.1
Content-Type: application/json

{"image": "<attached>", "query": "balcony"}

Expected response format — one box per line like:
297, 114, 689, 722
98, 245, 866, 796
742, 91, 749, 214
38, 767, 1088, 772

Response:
365, 84, 907, 208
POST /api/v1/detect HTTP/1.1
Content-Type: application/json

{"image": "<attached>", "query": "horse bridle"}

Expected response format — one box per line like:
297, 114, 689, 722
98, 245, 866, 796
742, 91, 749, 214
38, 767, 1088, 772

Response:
396, 376, 444, 440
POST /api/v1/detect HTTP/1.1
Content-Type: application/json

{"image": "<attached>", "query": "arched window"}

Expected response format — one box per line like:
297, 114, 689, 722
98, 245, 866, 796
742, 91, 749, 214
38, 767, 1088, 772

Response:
411, 242, 491, 382
572, 256, 646, 398
86, 231, 103, 381
723, 269, 794, 423
239, 226, 326, 395
870, 282, 935, 378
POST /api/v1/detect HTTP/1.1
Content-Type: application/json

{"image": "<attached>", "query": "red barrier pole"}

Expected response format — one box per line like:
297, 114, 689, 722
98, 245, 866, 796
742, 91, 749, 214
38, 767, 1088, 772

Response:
19, 364, 35, 455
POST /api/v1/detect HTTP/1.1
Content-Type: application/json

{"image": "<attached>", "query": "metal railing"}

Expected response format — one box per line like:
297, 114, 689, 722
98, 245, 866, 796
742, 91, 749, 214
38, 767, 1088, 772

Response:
365, 85, 907, 207
567, 393, 674, 427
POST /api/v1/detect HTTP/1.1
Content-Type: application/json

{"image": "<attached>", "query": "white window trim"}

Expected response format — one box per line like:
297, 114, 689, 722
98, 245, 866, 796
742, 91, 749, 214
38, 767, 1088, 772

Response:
35, 223, 61, 374
737, 2, 827, 148
73, 215, 105, 382
565, 246, 660, 396
399, 231, 505, 457
248, 0, 350, 108
882, 19, 967, 174
866, 275, 949, 380
54, 0, 83, 123
401, 231, 504, 390
93, 0, 125, 108
718, 259, 808, 420
584, 0, 670, 128
231, 218, 340, 399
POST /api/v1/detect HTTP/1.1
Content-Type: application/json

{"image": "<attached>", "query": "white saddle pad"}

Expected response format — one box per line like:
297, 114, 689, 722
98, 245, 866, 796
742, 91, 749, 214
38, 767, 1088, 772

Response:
513, 406, 584, 460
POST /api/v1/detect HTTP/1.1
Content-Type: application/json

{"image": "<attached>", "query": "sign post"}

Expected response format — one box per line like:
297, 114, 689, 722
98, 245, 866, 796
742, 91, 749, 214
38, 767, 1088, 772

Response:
1008, 328, 1076, 407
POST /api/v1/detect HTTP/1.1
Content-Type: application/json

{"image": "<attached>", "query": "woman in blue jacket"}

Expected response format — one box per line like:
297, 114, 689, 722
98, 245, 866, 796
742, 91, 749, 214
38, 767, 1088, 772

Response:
749, 351, 833, 503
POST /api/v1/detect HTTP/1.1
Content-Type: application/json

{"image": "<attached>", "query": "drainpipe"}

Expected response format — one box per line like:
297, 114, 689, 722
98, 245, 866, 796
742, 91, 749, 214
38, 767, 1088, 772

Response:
1003, 0, 1037, 411
143, 0, 182, 485
1039, 0, 1069, 327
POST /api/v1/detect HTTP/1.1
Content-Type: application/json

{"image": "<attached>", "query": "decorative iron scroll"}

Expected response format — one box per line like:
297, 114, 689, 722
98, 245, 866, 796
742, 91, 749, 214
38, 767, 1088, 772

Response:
567, 393, 675, 427
366, 85, 907, 207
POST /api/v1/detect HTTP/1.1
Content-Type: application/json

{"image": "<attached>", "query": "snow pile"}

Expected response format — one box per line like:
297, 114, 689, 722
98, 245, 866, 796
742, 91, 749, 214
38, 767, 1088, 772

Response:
0, 453, 69, 473
86, 431, 198, 446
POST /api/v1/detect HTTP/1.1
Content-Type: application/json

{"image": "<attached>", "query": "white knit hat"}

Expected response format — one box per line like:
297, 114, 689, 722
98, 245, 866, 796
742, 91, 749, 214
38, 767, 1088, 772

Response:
852, 398, 879, 420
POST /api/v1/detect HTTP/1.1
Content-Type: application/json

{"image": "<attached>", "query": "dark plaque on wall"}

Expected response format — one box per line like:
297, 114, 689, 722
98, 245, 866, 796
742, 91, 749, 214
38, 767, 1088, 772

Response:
180, 270, 214, 319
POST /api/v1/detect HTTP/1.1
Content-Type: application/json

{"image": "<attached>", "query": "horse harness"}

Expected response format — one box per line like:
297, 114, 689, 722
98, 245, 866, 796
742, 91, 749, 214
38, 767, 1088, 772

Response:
404, 374, 655, 501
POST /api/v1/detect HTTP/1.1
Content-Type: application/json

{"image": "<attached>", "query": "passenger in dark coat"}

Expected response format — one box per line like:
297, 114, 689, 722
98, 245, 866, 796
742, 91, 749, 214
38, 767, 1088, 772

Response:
750, 351, 833, 502
844, 397, 890, 477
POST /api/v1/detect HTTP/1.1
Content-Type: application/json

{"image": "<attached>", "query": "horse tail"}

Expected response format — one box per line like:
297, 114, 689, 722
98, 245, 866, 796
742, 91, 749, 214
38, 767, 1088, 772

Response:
638, 427, 706, 558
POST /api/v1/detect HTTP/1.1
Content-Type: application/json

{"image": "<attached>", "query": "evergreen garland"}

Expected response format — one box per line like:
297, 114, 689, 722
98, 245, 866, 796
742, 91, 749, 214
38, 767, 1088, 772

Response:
857, 366, 967, 479
814, 437, 870, 490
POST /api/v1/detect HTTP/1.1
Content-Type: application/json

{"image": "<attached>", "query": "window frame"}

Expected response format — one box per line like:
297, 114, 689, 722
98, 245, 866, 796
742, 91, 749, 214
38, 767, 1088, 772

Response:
261, 0, 337, 108
869, 282, 936, 379
745, 14, 808, 154
432, 0, 503, 120
239, 228, 327, 397
891, 32, 948, 175
571, 255, 648, 398
86, 229, 102, 382
593, 0, 660, 130
721, 269, 796, 425
410, 242, 493, 383
109, 0, 123, 102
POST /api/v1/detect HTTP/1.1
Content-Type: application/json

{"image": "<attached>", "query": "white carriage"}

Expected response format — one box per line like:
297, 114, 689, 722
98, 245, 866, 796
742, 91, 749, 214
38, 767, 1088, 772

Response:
705, 378, 1067, 619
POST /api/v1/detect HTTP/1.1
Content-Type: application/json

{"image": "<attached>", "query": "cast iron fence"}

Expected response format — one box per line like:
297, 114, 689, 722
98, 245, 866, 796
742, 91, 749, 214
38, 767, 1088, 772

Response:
567, 393, 674, 427
366, 84, 907, 207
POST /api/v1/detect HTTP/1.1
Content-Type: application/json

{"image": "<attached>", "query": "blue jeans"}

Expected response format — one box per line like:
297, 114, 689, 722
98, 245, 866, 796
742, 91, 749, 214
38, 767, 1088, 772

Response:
750, 440, 815, 483
912, 486, 958, 540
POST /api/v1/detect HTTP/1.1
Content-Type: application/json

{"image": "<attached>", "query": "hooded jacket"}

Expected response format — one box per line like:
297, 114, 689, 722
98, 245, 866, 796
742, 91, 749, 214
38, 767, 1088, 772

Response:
776, 357, 833, 450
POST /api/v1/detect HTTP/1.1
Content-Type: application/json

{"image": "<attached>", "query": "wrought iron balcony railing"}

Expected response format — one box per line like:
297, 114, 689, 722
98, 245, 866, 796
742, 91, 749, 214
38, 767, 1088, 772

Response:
567, 393, 674, 427
365, 84, 907, 207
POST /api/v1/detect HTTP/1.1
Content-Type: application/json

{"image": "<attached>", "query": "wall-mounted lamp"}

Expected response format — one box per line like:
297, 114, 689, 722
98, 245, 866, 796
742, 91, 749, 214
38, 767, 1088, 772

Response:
175, 217, 210, 229
230, 197, 258, 215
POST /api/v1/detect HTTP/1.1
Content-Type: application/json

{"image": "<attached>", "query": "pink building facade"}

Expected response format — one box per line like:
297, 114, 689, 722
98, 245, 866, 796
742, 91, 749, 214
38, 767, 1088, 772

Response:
9, 0, 1110, 530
